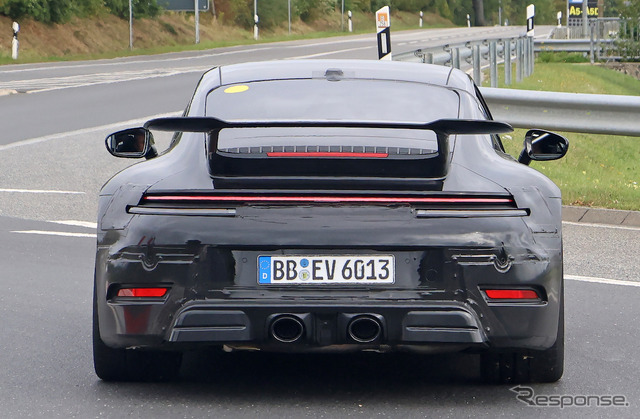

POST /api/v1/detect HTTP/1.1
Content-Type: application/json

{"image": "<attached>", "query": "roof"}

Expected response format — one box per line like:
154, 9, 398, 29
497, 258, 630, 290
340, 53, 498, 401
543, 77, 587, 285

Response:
197, 60, 475, 93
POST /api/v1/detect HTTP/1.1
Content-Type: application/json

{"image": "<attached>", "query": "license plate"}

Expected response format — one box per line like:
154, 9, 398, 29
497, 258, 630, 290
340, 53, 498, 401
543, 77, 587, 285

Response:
258, 255, 395, 285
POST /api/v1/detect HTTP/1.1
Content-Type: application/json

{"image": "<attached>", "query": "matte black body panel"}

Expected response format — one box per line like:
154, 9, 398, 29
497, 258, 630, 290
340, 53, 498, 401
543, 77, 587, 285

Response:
96, 60, 563, 356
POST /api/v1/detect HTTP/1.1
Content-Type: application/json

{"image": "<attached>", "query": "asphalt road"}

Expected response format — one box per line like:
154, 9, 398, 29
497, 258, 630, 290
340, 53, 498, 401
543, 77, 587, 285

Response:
0, 216, 637, 418
0, 26, 638, 417
0, 25, 545, 143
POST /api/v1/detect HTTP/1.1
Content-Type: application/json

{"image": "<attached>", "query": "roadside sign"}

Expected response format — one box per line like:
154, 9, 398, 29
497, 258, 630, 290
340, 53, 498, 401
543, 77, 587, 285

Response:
568, 0, 598, 21
376, 6, 391, 61
376, 7, 390, 30
158, 0, 209, 12
526, 4, 535, 37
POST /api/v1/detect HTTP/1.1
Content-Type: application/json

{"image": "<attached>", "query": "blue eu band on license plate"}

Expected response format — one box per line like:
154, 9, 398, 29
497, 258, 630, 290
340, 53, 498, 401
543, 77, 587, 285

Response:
258, 255, 395, 284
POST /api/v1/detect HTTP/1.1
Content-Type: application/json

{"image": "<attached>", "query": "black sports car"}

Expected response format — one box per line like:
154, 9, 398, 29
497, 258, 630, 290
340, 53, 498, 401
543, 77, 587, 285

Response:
95, 60, 568, 383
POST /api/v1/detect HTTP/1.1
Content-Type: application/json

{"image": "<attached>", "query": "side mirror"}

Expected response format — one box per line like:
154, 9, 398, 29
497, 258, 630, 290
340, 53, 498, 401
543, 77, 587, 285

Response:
105, 128, 157, 159
518, 129, 569, 165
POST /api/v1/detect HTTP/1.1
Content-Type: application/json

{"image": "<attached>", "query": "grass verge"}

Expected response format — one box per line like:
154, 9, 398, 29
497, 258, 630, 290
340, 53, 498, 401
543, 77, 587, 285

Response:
485, 58, 640, 210
0, 10, 451, 65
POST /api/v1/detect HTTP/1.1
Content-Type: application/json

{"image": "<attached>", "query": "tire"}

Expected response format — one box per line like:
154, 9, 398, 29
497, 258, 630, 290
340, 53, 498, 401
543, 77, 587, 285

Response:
92, 285, 182, 382
481, 287, 564, 384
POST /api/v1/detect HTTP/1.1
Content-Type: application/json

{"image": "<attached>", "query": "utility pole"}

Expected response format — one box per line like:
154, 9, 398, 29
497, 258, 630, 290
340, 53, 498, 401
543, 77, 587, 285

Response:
582, 0, 588, 37
195, 0, 200, 44
129, 0, 133, 50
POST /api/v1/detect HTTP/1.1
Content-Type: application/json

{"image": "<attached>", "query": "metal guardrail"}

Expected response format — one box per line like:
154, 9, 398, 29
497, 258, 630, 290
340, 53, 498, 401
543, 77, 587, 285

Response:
535, 39, 615, 53
394, 36, 535, 87
480, 87, 640, 137
394, 30, 640, 137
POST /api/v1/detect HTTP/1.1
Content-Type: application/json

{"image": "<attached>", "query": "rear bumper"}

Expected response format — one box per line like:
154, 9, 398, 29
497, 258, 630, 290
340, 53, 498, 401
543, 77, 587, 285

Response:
96, 207, 562, 353
168, 301, 486, 345
99, 293, 560, 352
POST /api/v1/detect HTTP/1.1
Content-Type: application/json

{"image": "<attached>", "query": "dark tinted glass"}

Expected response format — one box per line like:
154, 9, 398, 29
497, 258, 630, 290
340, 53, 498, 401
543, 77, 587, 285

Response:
206, 79, 459, 122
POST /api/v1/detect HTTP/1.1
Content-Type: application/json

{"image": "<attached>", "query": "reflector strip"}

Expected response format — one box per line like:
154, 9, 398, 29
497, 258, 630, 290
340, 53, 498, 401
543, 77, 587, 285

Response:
143, 196, 514, 204
266, 152, 388, 158
484, 289, 539, 300
117, 288, 168, 298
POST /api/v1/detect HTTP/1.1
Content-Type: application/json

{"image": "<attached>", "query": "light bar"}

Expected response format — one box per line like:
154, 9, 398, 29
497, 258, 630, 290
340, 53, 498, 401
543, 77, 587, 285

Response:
484, 289, 539, 300
266, 152, 389, 158
117, 288, 168, 298
142, 195, 514, 204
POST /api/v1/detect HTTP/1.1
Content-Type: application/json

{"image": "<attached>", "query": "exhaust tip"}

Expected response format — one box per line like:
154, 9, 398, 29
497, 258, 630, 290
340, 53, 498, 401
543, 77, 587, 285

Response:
348, 316, 382, 343
270, 315, 305, 343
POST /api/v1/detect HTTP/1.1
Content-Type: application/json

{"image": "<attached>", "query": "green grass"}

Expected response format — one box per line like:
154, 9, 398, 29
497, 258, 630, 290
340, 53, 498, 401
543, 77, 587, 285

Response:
487, 61, 640, 210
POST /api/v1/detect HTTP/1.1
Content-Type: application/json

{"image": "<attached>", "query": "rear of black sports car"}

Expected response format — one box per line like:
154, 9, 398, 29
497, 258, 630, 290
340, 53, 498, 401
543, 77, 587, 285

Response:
94, 60, 564, 383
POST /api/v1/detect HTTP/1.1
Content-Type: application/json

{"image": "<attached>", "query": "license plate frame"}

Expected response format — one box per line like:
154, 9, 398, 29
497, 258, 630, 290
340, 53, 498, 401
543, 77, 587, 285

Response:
258, 255, 395, 285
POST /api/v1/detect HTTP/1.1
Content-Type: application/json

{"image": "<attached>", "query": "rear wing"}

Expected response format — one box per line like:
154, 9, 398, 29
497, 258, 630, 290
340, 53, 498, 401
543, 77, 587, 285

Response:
145, 116, 512, 180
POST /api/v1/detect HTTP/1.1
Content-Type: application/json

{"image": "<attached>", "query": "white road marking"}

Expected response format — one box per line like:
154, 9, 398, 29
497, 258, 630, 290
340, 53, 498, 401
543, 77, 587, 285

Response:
0, 111, 181, 152
0, 188, 85, 195
566, 274, 640, 288
562, 221, 640, 232
50, 220, 97, 229
12, 66, 212, 94
288, 46, 373, 59
0, 47, 273, 75
11, 230, 97, 238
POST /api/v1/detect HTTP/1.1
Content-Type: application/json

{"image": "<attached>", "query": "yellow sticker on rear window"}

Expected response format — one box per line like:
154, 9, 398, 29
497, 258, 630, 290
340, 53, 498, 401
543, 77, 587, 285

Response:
224, 85, 249, 94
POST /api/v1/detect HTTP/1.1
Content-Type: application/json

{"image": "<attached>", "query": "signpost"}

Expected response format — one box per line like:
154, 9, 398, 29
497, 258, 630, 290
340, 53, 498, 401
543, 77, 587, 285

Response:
566, 0, 597, 28
129, 0, 133, 50
158, 0, 209, 11
376, 6, 391, 61
158, 0, 209, 44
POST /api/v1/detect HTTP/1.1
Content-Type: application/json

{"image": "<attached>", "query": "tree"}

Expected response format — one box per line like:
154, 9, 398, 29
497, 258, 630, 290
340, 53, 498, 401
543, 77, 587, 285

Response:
472, 0, 485, 26
616, 0, 640, 61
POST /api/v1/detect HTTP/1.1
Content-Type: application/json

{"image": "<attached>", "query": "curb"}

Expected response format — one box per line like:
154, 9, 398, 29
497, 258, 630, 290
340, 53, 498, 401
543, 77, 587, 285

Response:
563, 206, 640, 227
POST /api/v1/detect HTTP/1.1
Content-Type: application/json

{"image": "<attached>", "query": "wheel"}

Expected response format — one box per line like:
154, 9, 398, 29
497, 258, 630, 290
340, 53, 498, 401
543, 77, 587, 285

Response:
481, 287, 564, 384
92, 285, 182, 382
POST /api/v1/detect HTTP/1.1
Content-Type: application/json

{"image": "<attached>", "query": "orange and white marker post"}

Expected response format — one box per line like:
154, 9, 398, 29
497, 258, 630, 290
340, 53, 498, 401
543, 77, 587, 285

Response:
376, 6, 391, 60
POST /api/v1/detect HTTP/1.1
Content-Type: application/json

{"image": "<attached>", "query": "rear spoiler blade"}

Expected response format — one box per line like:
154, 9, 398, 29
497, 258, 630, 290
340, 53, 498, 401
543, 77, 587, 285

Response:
143, 117, 512, 180
144, 117, 513, 136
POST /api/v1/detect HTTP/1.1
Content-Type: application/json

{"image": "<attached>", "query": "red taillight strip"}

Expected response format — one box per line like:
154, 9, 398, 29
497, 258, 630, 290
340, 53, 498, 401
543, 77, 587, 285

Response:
266, 152, 389, 158
485, 289, 539, 300
117, 288, 168, 298
143, 196, 514, 204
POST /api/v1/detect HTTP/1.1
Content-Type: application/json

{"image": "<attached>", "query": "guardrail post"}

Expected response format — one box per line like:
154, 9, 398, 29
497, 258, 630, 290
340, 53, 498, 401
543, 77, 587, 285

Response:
524, 37, 532, 78
527, 36, 536, 77
589, 21, 595, 64
425, 52, 433, 64
453, 47, 461, 69
522, 38, 528, 79
490, 41, 498, 87
473, 44, 482, 84
504, 39, 512, 85
522, 38, 529, 79
516, 38, 523, 83
443, 44, 452, 67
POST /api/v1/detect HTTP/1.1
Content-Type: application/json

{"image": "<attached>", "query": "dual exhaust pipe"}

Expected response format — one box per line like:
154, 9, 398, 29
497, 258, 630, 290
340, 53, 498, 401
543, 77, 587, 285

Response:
269, 314, 383, 344
270, 315, 306, 343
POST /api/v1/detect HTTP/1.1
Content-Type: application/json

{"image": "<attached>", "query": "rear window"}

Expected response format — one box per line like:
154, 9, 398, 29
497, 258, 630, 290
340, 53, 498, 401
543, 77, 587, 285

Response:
207, 79, 459, 151
206, 79, 459, 122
